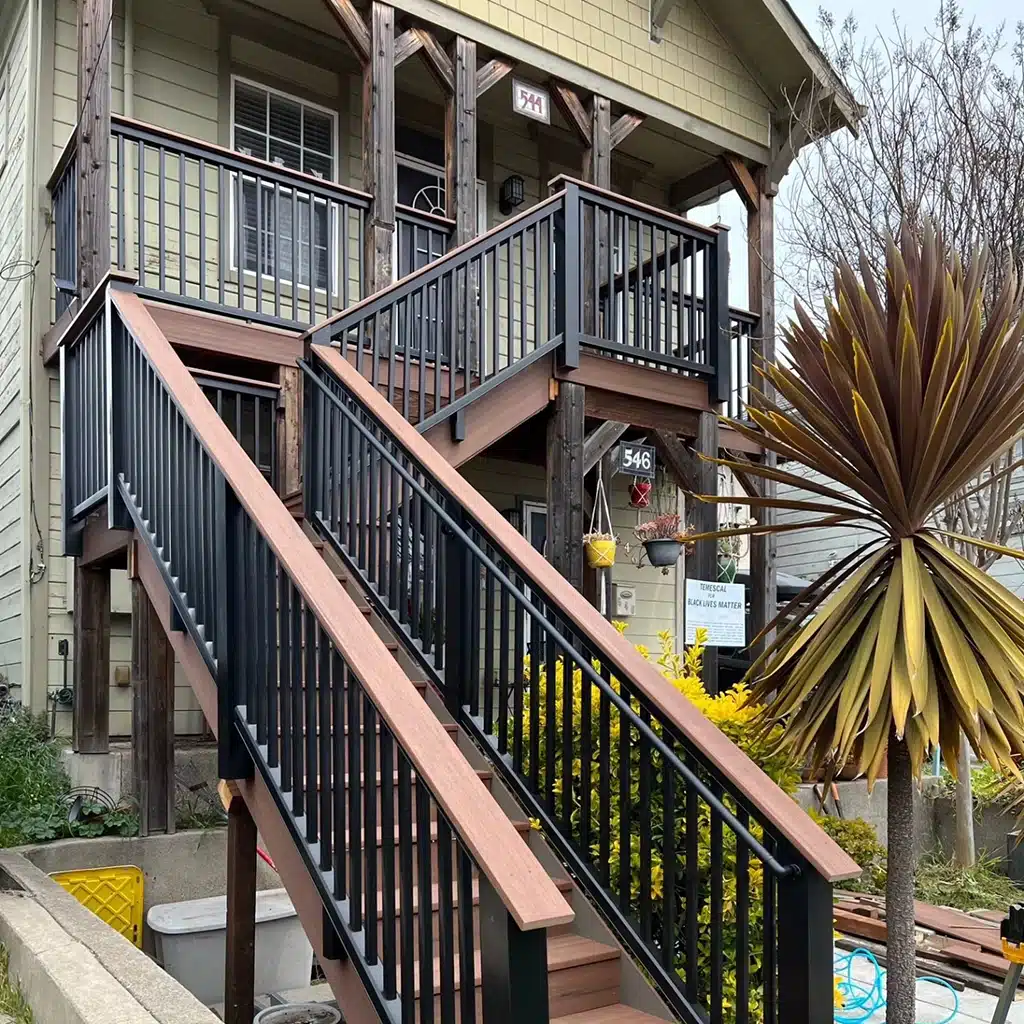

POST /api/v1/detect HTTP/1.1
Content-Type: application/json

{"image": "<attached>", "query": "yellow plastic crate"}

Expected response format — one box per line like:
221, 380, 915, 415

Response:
50, 865, 144, 948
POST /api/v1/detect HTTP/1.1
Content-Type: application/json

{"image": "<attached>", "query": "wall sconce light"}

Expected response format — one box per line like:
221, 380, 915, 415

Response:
499, 175, 525, 214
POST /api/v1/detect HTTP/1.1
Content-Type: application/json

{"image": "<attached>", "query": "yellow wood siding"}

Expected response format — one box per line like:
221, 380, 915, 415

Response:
443, 0, 771, 145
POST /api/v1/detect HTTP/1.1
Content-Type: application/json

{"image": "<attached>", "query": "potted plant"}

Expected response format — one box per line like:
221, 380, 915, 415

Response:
584, 474, 617, 567
634, 513, 689, 567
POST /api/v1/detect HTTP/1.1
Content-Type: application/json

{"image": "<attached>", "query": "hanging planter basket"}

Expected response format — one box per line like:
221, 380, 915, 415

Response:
584, 470, 616, 568
584, 535, 617, 568
643, 538, 683, 566
629, 480, 652, 508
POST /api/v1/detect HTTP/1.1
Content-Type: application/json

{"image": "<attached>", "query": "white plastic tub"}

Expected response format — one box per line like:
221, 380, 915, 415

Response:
147, 887, 313, 1006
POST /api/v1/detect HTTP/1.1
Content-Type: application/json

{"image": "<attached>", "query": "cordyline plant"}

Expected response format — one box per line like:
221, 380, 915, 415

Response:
695, 222, 1024, 1024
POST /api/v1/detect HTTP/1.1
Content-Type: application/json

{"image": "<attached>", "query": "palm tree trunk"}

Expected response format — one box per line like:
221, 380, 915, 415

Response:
954, 731, 976, 867
886, 731, 915, 1023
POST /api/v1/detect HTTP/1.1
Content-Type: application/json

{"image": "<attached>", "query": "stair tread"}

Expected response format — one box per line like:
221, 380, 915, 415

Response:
407, 933, 619, 998
552, 1007, 668, 1024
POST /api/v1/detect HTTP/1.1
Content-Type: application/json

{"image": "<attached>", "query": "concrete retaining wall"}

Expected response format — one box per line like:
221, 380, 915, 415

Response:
0, 851, 219, 1024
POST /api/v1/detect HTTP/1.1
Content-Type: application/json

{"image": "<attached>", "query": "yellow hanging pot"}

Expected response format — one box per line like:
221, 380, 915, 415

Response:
584, 535, 617, 568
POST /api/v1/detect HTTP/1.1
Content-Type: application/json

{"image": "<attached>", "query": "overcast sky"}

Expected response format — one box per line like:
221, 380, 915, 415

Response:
692, 0, 1012, 309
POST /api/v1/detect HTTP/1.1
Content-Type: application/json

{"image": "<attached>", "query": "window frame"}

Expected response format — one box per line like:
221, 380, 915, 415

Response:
227, 75, 341, 293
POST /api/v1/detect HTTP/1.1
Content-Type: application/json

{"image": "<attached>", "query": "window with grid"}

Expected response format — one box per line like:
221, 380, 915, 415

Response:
231, 78, 337, 290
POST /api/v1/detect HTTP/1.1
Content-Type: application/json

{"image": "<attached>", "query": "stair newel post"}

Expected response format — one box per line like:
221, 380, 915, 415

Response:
478, 874, 550, 1022
301, 347, 317, 522
105, 285, 133, 531
553, 185, 581, 370
442, 505, 473, 718
708, 224, 731, 405
774, 842, 834, 1023
214, 473, 253, 781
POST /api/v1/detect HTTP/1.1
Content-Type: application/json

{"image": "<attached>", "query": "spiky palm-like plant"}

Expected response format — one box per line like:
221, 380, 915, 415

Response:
701, 224, 1024, 1024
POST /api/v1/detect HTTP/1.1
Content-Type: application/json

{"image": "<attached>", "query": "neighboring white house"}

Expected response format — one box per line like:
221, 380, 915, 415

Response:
776, 463, 1024, 596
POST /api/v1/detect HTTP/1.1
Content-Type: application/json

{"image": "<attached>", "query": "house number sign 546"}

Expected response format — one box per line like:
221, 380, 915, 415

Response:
512, 79, 551, 124
615, 442, 656, 479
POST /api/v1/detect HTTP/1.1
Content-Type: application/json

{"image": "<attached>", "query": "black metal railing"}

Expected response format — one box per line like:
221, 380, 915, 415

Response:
729, 308, 758, 420
62, 283, 561, 1023
193, 370, 278, 486
49, 132, 78, 321
60, 294, 109, 551
310, 193, 564, 430
72, 116, 370, 330
565, 180, 729, 399
304, 346, 838, 1024
311, 179, 735, 426
396, 205, 453, 279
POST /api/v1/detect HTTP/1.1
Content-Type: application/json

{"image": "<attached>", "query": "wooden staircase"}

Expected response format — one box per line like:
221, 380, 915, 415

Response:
288, 506, 674, 1023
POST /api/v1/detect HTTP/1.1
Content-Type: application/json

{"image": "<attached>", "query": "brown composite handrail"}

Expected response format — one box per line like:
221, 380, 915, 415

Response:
306, 191, 566, 337
109, 287, 575, 931
314, 343, 861, 884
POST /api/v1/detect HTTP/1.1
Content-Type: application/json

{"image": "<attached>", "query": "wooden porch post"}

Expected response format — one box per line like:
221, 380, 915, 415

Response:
275, 366, 302, 500
76, 0, 112, 298
748, 168, 777, 658
693, 411, 720, 692
131, 576, 175, 835
445, 37, 477, 246
546, 382, 586, 592
221, 781, 257, 1024
362, 2, 396, 296
72, 563, 110, 753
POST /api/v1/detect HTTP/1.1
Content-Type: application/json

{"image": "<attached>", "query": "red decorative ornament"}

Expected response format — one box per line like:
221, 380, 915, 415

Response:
629, 481, 652, 508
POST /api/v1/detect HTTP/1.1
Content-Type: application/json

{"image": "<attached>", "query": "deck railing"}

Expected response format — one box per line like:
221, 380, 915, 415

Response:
61, 281, 573, 1022
48, 130, 78, 321
304, 342, 860, 1024
729, 307, 758, 420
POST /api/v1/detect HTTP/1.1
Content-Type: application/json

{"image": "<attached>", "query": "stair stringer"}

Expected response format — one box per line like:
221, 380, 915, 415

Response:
420, 353, 554, 467
131, 530, 380, 1024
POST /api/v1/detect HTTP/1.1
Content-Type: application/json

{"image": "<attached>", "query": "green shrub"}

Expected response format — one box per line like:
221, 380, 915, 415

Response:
519, 628, 800, 1024
0, 709, 138, 846
810, 812, 886, 894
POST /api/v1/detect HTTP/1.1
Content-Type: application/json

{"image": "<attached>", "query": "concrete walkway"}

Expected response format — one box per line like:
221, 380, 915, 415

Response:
842, 953, 1024, 1023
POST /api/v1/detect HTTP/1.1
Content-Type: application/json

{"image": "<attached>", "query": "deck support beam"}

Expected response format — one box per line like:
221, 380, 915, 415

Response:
546, 382, 586, 592
222, 780, 257, 1024
362, 2, 396, 296
131, 572, 175, 835
748, 167, 777, 659
72, 563, 110, 753
77, 0, 112, 297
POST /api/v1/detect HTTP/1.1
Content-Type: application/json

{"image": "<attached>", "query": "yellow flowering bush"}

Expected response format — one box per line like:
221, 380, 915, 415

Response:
518, 627, 799, 1023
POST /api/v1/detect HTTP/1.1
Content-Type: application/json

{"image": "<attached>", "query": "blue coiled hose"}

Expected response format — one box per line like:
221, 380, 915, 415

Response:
834, 947, 959, 1024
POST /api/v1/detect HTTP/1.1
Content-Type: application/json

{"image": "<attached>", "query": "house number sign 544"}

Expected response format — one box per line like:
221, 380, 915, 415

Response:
512, 79, 551, 124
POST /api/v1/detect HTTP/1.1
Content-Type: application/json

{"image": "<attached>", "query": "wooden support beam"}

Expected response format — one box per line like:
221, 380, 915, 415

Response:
131, 574, 174, 836
652, 429, 699, 492
668, 158, 733, 211
649, 0, 676, 40
723, 154, 759, 214
551, 82, 591, 147
476, 57, 515, 98
692, 411, 720, 693
546, 382, 586, 592
72, 563, 110, 753
584, 95, 612, 189
77, 0, 112, 296
394, 27, 422, 66
275, 365, 302, 498
223, 780, 257, 1024
748, 166, 777, 659
583, 420, 628, 475
609, 112, 645, 150
446, 36, 477, 245
415, 27, 454, 93
323, 0, 370, 63
363, 2, 396, 295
